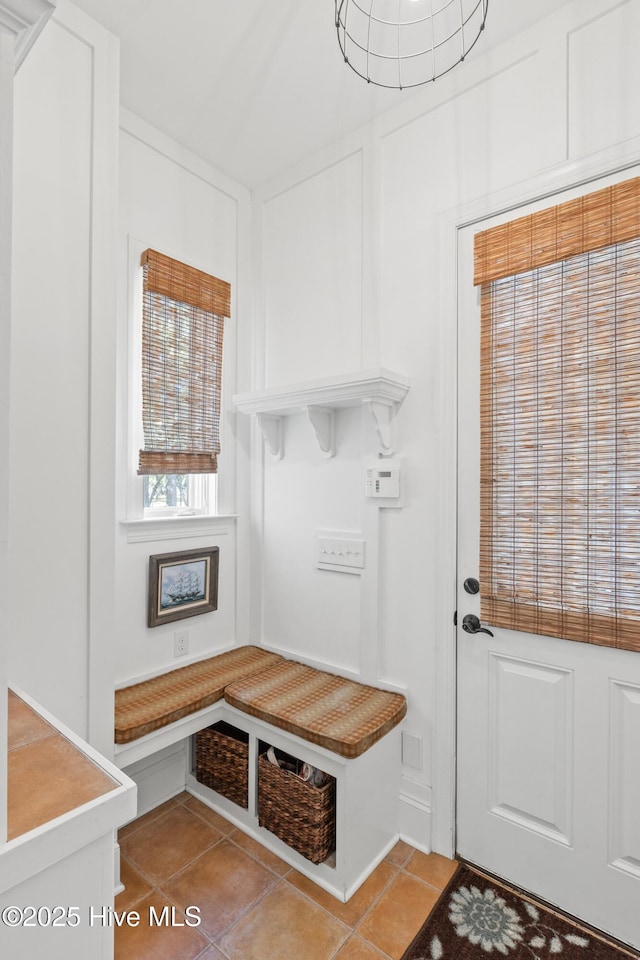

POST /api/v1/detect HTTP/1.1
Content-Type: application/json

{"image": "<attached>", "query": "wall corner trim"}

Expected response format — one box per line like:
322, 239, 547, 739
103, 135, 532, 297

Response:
0, 0, 55, 71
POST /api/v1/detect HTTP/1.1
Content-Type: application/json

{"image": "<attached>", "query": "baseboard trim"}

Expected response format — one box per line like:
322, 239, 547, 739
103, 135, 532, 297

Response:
122, 740, 188, 820
399, 789, 432, 853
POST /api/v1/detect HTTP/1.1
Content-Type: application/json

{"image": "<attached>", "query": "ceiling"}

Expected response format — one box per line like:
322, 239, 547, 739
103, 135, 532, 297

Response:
70, 0, 569, 189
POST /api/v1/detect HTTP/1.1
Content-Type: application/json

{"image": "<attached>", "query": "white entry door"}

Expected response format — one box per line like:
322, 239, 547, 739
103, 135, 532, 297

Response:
455, 217, 640, 950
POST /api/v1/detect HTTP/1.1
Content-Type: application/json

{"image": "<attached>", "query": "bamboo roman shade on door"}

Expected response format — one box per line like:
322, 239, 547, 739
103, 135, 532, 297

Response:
474, 177, 640, 652
138, 249, 231, 476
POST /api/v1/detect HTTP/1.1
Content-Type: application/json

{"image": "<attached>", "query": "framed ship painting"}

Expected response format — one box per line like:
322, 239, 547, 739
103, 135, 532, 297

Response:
148, 547, 219, 627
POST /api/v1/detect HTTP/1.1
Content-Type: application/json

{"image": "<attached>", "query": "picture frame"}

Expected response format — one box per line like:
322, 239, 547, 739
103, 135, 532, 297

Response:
148, 546, 219, 628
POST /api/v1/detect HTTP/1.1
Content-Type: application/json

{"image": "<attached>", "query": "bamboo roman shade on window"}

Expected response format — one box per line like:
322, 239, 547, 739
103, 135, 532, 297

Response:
474, 177, 640, 652
138, 249, 231, 476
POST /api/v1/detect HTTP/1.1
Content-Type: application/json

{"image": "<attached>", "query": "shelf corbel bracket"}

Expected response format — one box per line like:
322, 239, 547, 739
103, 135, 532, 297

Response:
256, 413, 283, 460
365, 400, 396, 455
305, 405, 335, 458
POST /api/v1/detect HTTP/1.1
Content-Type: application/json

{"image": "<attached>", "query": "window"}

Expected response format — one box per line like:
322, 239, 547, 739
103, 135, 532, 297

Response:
143, 474, 213, 514
474, 177, 640, 652
138, 248, 230, 516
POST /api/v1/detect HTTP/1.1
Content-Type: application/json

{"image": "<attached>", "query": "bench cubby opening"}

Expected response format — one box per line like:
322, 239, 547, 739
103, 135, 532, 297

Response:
185, 704, 401, 902
257, 741, 336, 865
114, 646, 407, 901
195, 721, 249, 809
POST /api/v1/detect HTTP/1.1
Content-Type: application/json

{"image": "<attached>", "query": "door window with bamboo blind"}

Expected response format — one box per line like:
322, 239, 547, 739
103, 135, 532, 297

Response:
473, 177, 640, 652
138, 249, 231, 504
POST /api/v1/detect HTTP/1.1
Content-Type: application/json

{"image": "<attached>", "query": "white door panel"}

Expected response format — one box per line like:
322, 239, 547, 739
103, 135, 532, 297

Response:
456, 218, 640, 949
487, 653, 573, 844
610, 680, 640, 877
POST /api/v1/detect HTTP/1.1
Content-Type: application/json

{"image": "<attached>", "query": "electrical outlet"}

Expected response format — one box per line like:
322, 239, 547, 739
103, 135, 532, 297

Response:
402, 731, 423, 769
174, 630, 189, 657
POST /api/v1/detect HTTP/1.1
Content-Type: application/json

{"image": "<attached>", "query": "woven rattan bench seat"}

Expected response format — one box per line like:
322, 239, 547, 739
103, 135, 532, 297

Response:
224, 659, 407, 759
115, 646, 284, 744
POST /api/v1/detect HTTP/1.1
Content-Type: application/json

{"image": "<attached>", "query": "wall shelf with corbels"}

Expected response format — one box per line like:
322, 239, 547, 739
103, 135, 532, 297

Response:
233, 368, 410, 459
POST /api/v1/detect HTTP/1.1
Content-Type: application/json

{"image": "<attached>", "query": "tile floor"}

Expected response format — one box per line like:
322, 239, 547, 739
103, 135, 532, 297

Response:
116, 792, 457, 960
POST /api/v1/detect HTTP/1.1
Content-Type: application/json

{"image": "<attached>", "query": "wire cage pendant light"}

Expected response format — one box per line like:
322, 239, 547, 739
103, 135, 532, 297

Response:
335, 0, 489, 90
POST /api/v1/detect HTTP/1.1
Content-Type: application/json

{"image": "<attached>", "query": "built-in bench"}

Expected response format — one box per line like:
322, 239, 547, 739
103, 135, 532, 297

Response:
115, 644, 406, 761
115, 645, 284, 746
224, 657, 406, 758
114, 644, 407, 902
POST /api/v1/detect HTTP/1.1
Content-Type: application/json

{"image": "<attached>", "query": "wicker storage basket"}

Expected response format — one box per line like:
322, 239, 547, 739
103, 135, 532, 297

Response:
195, 721, 249, 808
258, 750, 336, 864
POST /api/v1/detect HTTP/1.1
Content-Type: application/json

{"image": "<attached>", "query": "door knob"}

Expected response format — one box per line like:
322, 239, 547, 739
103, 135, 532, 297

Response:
461, 614, 494, 637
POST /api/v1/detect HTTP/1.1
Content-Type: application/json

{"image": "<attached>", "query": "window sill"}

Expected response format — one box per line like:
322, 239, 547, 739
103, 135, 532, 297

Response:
121, 514, 237, 544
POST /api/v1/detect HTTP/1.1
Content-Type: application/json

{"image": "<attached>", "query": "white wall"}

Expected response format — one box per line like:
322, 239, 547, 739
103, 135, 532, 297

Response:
262, 153, 365, 386
8, 1, 253, 762
262, 407, 371, 675
251, 0, 640, 852
115, 111, 252, 688
9, 1, 118, 750
0, 16, 16, 850
7, 0, 640, 851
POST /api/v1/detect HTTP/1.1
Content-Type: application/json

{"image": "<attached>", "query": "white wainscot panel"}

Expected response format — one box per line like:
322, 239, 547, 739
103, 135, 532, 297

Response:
261, 414, 362, 672
488, 655, 573, 845
568, 1, 640, 158
115, 530, 237, 683
120, 132, 238, 285
263, 152, 363, 387
10, 18, 93, 735
609, 680, 640, 877
381, 50, 563, 237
